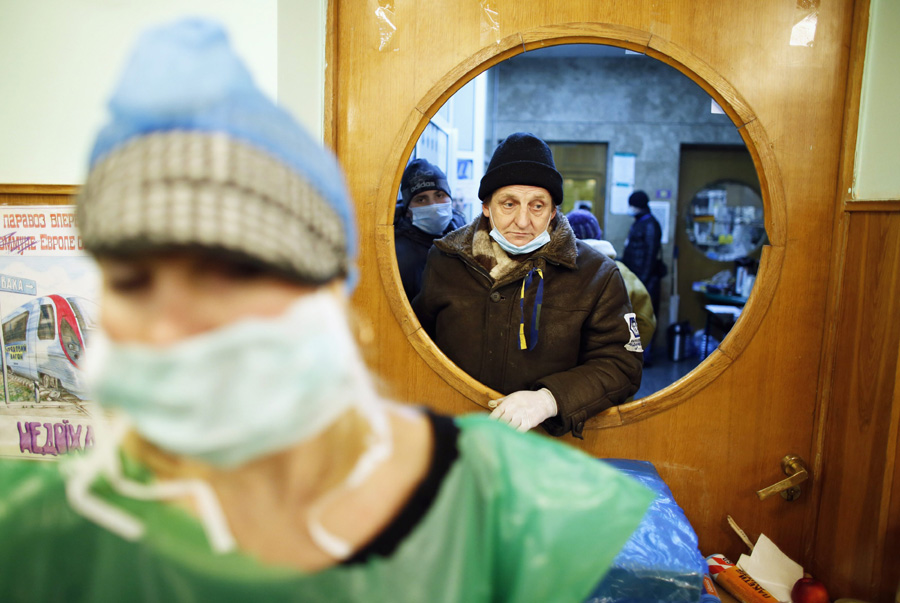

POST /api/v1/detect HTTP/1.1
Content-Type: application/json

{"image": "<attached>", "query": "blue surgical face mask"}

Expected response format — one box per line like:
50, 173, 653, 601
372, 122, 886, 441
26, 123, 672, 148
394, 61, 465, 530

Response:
410, 202, 453, 235
84, 290, 384, 469
488, 207, 552, 255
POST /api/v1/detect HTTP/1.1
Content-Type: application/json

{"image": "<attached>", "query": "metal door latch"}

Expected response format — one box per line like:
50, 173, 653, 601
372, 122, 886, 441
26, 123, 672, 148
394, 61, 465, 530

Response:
756, 454, 809, 501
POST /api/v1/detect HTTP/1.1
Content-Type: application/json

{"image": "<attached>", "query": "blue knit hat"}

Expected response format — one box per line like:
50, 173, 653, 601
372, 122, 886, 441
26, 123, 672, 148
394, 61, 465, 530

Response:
566, 209, 602, 241
77, 18, 356, 286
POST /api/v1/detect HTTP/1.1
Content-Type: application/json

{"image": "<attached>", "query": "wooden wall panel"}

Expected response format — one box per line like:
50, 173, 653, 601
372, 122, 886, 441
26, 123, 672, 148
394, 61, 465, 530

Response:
816, 209, 900, 601
330, 0, 861, 584
885, 410, 900, 601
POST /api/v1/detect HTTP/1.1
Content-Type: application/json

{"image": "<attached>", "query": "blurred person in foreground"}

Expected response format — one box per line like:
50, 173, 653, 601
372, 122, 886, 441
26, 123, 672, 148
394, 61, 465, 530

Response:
0, 19, 652, 603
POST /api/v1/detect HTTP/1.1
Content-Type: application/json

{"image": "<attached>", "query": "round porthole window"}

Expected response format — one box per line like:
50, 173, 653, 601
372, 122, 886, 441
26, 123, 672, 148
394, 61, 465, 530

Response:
685, 180, 766, 262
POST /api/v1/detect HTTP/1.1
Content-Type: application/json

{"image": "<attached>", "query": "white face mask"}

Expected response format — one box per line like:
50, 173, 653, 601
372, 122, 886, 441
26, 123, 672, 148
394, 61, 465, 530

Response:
84, 290, 379, 469
487, 207, 552, 255
70, 289, 391, 560
410, 202, 453, 235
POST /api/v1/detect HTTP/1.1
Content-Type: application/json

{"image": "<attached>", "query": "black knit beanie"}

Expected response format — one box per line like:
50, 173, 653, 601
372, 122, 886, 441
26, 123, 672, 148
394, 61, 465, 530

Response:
400, 158, 451, 209
628, 190, 650, 209
478, 132, 564, 205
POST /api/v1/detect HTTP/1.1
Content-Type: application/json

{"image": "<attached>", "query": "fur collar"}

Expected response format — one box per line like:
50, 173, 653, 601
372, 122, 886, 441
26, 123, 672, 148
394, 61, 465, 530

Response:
435, 211, 579, 285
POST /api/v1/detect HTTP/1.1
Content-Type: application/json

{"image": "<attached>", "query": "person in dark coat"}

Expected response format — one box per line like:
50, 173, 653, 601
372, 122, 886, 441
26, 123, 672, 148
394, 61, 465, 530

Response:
621, 190, 666, 365
394, 159, 466, 300
413, 133, 643, 438
621, 190, 664, 314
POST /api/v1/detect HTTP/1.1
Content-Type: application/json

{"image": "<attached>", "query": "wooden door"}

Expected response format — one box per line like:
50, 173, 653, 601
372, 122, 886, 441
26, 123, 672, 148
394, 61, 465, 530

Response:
329, 0, 853, 575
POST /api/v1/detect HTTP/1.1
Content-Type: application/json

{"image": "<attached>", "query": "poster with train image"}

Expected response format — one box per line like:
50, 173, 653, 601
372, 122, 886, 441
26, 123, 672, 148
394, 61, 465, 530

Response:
0, 205, 103, 460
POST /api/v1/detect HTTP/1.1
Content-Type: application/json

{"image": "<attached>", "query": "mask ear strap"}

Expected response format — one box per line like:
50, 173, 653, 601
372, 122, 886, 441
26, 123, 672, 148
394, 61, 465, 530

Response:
65, 412, 237, 554
106, 471, 237, 554
305, 431, 392, 559
306, 355, 393, 560
64, 415, 146, 541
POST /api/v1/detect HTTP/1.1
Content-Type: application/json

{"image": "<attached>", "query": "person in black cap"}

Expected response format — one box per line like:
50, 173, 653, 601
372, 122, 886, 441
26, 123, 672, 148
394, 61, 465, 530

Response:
621, 190, 664, 361
413, 133, 643, 438
395, 158, 466, 300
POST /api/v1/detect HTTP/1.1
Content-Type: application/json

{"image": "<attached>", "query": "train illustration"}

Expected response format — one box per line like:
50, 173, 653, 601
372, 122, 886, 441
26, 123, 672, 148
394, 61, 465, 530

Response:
1, 295, 99, 399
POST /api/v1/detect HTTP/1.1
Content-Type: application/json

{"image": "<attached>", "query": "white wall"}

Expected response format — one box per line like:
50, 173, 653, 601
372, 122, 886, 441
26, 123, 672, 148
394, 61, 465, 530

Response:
854, 0, 900, 200
0, 0, 327, 185
278, 0, 327, 142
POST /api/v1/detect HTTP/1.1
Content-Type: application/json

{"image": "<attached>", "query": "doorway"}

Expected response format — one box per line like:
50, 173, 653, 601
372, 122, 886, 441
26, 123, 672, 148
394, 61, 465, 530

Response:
675, 144, 762, 333
548, 142, 608, 220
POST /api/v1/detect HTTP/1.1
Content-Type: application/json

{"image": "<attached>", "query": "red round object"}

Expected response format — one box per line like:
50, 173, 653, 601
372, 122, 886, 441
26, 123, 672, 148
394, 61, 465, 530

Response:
791, 577, 830, 603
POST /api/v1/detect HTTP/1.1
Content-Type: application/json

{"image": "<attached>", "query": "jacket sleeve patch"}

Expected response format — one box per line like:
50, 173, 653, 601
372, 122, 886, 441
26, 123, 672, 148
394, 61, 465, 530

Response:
624, 313, 644, 353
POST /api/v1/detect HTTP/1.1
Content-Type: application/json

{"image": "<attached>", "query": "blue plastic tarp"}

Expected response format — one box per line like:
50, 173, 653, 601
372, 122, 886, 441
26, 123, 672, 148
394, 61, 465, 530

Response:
585, 459, 707, 603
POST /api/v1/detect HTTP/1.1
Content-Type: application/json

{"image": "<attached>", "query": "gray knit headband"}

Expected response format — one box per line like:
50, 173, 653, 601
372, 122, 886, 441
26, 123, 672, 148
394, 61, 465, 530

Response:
78, 131, 348, 284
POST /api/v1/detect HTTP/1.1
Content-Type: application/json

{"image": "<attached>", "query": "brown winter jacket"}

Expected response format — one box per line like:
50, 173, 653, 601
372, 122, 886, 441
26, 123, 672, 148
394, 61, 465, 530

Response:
412, 213, 643, 438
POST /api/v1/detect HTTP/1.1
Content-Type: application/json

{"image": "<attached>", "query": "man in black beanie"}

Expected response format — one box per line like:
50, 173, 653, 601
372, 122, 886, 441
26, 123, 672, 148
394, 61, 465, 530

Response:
395, 158, 466, 300
413, 133, 643, 439
622, 190, 664, 361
